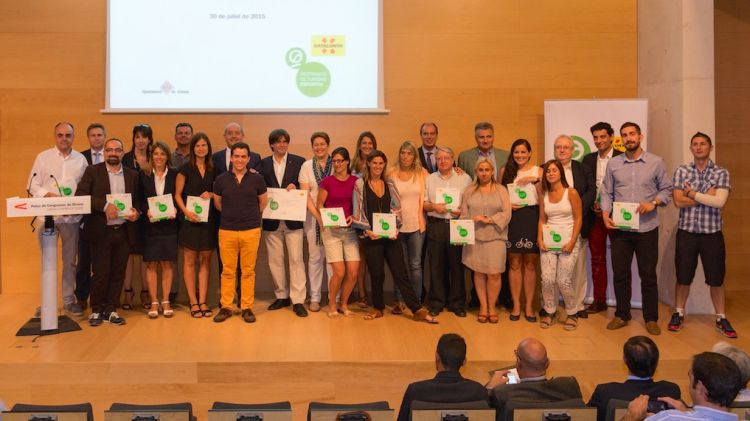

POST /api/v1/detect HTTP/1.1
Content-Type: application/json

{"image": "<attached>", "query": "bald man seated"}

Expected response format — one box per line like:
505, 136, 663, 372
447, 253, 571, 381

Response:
485, 338, 583, 421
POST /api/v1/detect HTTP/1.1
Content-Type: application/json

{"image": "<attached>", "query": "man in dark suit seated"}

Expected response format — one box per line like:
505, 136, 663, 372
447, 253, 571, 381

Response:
588, 336, 680, 421
486, 338, 582, 421
396, 333, 487, 421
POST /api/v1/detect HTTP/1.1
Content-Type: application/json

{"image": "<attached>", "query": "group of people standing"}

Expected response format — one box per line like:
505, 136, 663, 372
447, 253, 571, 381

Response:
27, 119, 735, 337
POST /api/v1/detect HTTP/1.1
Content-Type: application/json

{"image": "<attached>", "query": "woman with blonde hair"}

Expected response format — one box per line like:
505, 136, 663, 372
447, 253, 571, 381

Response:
459, 158, 512, 323
386, 140, 428, 313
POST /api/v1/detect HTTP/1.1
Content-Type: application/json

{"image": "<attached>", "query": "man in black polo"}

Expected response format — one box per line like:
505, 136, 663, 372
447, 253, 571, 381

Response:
212, 142, 268, 323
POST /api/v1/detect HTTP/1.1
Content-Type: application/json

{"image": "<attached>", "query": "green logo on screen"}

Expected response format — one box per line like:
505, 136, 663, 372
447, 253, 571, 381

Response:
286, 47, 331, 98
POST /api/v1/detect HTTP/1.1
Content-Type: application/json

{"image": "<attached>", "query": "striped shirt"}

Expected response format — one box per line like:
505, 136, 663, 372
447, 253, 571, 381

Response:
673, 160, 730, 234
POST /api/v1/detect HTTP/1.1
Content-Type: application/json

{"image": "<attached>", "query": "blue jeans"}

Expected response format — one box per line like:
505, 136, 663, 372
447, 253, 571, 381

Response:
395, 230, 424, 301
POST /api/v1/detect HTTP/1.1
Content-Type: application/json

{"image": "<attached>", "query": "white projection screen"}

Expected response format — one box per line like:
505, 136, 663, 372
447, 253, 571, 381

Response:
105, 0, 384, 113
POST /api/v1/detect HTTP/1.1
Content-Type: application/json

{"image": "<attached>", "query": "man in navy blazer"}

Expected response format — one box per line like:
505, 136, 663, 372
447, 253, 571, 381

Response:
76, 138, 140, 326
212, 122, 262, 176
76, 122, 107, 310
553, 135, 596, 318
261, 129, 308, 317
581, 122, 623, 314
588, 336, 680, 421
418, 122, 440, 174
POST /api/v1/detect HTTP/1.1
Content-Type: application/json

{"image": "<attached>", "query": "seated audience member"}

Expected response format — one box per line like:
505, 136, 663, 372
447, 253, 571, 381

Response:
623, 352, 742, 421
712, 342, 750, 402
397, 333, 487, 421
588, 336, 681, 421
486, 338, 583, 421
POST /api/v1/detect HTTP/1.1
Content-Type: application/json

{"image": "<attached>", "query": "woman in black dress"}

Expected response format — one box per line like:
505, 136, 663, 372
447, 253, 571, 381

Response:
175, 133, 216, 318
122, 124, 153, 310
139, 141, 178, 318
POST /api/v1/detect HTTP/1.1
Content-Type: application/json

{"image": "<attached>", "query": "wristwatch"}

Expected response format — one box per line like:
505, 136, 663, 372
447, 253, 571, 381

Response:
651, 199, 659, 207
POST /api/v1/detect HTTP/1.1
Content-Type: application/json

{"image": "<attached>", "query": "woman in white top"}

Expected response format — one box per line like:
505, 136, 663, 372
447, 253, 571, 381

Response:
299, 132, 334, 312
387, 141, 428, 313
499, 139, 543, 322
538, 159, 582, 330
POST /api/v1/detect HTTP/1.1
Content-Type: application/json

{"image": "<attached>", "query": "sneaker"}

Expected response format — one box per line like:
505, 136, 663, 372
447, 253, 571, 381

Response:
667, 312, 684, 332
606, 317, 629, 330
645, 321, 661, 335
64, 302, 84, 316
104, 311, 126, 325
89, 312, 103, 327
716, 318, 738, 339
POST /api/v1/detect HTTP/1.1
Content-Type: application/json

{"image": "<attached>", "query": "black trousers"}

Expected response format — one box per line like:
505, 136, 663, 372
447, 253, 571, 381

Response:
611, 228, 659, 322
75, 227, 91, 302
426, 218, 466, 312
90, 226, 131, 314
363, 237, 421, 312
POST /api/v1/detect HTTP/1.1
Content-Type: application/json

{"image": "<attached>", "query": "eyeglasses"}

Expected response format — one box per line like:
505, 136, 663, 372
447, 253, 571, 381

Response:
105, 148, 123, 153
332, 159, 347, 164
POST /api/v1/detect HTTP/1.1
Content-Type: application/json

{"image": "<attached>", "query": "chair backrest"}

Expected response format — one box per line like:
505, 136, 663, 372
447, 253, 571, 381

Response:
209, 402, 292, 421
106, 402, 194, 421
506, 399, 590, 421
605, 399, 629, 421
307, 402, 392, 421
411, 401, 494, 421
9, 403, 93, 421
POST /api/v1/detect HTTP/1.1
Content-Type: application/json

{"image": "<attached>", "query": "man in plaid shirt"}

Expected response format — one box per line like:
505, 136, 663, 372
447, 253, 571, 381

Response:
670, 132, 735, 338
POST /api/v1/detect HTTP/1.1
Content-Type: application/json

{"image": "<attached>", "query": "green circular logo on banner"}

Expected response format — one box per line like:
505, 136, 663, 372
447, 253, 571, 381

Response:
296, 62, 330, 97
571, 135, 592, 162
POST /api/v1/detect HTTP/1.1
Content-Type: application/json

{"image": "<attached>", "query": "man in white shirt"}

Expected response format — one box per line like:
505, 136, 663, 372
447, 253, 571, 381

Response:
28, 122, 89, 316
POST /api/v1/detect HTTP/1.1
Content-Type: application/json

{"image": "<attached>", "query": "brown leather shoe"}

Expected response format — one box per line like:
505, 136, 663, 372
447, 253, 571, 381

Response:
587, 301, 608, 314
213, 307, 232, 323
606, 317, 628, 330
645, 321, 661, 335
241, 309, 256, 323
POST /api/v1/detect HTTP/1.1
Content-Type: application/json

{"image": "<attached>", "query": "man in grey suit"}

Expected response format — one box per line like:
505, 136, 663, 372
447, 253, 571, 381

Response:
486, 338, 583, 421
457, 121, 509, 179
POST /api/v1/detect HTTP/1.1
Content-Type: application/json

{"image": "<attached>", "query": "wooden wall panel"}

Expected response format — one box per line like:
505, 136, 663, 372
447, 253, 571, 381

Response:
716, 0, 750, 291
0, 0, 637, 294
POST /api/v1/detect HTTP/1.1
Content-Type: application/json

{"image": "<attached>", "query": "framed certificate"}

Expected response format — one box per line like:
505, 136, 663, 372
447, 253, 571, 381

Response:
449, 219, 475, 245
613, 202, 639, 230
372, 212, 397, 238
262, 188, 308, 221
320, 207, 347, 227
186, 196, 210, 223
435, 187, 460, 212
106, 193, 133, 219
147, 194, 176, 222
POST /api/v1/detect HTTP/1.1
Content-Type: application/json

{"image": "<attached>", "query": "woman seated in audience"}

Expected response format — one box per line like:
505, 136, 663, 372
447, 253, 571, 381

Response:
353, 150, 437, 323
537, 159, 582, 330
138, 141, 178, 318
350, 131, 378, 308
460, 158, 512, 323
387, 141, 428, 314
317, 147, 360, 317
175, 133, 216, 319
299, 132, 333, 312
499, 139, 542, 322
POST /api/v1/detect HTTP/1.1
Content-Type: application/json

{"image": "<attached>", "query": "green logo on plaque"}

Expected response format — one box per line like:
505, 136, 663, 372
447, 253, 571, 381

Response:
621, 208, 632, 221
114, 200, 125, 211
379, 218, 389, 231
157, 202, 167, 212
194, 203, 203, 214
328, 212, 339, 222
269, 198, 279, 210
516, 188, 527, 199
551, 230, 562, 243
62, 187, 73, 196
443, 194, 453, 204
457, 225, 468, 237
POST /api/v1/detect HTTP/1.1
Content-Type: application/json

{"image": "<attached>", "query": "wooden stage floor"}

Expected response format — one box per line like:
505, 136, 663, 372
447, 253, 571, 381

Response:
1, 292, 748, 420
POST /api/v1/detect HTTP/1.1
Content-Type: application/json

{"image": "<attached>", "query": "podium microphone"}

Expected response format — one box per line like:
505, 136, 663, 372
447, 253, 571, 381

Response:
27, 172, 37, 197
49, 174, 64, 196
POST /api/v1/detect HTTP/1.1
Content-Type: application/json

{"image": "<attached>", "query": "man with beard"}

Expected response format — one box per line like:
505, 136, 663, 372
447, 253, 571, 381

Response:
76, 138, 140, 326
601, 122, 671, 336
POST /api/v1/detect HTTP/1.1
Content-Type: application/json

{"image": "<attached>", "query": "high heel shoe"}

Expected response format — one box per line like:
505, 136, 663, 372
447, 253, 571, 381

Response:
148, 302, 160, 319
140, 290, 151, 309
161, 301, 174, 318
121, 288, 134, 310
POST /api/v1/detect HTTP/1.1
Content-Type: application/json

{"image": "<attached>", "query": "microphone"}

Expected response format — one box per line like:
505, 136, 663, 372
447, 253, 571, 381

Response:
50, 174, 64, 196
27, 172, 37, 197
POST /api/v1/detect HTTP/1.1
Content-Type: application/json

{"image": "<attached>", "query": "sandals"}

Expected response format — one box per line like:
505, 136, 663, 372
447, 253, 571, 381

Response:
148, 302, 160, 319
564, 315, 578, 331
356, 296, 369, 309
140, 290, 151, 309
488, 314, 499, 324
477, 314, 489, 323
162, 301, 174, 318
121, 288, 134, 310
540, 315, 554, 329
190, 303, 203, 318
364, 310, 383, 320
327, 310, 341, 318
199, 302, 212, 317
413, 308, 439, 324
391, 302, 405, 315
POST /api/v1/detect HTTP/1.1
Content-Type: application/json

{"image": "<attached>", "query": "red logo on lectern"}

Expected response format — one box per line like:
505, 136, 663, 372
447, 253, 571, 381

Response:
14, 203, 28, 210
